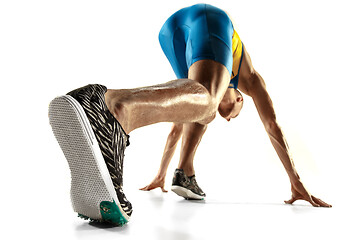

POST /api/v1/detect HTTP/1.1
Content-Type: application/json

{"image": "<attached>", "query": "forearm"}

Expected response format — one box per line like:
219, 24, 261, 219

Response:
266, 123, 300, 182
248, 72, 301, 183
157, 124, 183, 179
267, 123, 332, 207
157, 139, 179, 178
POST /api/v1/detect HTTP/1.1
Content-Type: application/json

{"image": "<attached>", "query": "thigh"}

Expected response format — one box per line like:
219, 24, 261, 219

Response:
188, 59, 230, 109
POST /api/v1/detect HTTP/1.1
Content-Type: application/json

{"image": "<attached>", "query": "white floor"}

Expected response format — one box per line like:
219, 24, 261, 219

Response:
2, 120, 358, 240
6, 185, 357, 240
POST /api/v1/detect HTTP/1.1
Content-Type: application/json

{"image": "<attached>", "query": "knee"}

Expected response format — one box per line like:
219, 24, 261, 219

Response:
180, 79, 218, 124
205, 94, 219, 114
187, 81, 218, 120
198, 96, 218, 125
199, 111, 216, 125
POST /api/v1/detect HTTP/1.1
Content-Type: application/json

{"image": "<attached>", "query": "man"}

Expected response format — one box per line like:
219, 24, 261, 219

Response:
140, 3, 331, 206
139, 3, 245, 200
48, 3, 331, 226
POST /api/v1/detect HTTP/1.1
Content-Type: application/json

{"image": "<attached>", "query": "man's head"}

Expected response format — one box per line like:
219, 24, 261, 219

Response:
218, 88, 243, 121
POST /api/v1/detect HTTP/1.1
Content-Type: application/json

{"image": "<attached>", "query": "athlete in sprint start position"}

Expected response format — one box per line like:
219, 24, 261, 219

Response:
49, 4, 331, 226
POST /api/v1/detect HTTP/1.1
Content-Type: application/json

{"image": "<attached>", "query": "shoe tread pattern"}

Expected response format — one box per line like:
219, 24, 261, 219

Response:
49, 96, 112, 220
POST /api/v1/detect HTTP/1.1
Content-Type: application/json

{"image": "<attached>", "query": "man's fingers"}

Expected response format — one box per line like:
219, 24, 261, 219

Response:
284, 196, 296, 204
285, 190, 332, 208
312, 196, 332, 208
140, 184, 167, 192
140, 185, 154, 191
299, 193, 320, 207
284, 195, 331, 208
289, 194, 320, 207
308, 198, 321, 207
139, 186, 149, 191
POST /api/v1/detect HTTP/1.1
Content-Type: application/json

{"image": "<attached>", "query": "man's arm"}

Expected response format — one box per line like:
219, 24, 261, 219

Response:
140, 123, 183, 192
238, 46, 331, 207
250, 71, 330, 207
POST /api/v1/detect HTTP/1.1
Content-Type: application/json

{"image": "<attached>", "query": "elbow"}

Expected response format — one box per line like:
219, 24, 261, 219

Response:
265, 120, 281, 135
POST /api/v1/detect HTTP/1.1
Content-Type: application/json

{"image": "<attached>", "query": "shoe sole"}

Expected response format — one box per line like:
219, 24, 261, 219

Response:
48, 95, 129, 226
171, 186, 205, 200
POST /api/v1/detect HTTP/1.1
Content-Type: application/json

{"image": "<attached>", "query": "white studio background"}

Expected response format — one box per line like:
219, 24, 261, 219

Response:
0, 0, 359, 239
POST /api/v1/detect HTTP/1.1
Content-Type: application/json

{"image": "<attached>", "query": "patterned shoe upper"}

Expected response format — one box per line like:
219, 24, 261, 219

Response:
188, 175, 206, 197
67, 84, 133, 217
172, 169, 206, 197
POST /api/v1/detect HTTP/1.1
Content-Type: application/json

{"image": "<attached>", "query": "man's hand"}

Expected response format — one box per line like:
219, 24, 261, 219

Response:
140, 176, 168, 192
284, 181, 332, 207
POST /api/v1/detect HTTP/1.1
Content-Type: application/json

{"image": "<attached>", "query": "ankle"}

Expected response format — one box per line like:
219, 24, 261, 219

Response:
177, 167, 195, 177
104, 89, 115, 113
105, 90, 130, 133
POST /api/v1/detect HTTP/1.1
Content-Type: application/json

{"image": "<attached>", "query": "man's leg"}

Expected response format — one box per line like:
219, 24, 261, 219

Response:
49, 60, 230, 224
49, 85, 132, 226
170, 122, 208, 200
105, 79, 212, 134
105, 60, 230, 134
171, 60, 229, 199
177, 123, 207, 176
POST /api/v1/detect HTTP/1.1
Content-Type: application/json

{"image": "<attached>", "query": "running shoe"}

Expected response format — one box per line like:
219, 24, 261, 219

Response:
171, 169, 206, 200
48, 84, 132, 226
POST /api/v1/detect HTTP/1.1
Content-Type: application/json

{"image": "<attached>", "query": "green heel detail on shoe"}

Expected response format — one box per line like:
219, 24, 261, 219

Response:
100, 200, 128, 226
76, 200, 128, 226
